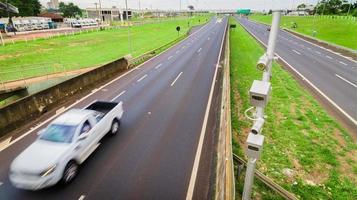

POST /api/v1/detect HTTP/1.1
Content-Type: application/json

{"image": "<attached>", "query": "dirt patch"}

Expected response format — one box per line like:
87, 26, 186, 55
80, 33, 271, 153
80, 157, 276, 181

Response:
337, 150, 357, 184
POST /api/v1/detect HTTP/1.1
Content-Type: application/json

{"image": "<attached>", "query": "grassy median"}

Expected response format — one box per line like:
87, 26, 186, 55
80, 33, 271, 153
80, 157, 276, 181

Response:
249, 14, 357, 50
0, 16, 210, 82
229, 17, 357, 199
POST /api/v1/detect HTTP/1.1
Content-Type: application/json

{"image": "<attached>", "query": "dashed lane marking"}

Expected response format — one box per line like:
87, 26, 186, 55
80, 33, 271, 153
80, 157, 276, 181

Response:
292, 49, 301, 55
155, 63, 162, 69
339, 61, 348, 66
111, 90, 126, 102
170, 72, 183, 87
137, 74, 148, 82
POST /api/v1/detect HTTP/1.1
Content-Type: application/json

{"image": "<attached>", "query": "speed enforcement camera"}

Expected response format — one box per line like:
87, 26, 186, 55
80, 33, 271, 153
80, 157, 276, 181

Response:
249, 80, 271, 108
246, 132, 265, 160
257, 54, 269, 71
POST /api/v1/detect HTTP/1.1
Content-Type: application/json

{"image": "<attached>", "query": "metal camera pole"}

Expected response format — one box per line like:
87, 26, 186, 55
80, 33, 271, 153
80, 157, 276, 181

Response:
242, 11, 281, 200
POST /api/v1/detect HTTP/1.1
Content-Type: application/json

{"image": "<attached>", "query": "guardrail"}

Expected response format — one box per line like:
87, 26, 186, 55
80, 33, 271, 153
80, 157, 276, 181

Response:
233, 154, 298, 200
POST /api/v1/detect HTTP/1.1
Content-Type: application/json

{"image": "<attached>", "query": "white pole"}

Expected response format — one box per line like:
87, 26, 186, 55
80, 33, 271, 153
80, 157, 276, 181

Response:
242, 11, 281, 200
125, 0, 132, 54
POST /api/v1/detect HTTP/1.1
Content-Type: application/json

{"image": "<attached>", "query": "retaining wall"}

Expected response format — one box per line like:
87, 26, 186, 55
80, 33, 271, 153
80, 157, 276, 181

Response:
0, 58, 128, 136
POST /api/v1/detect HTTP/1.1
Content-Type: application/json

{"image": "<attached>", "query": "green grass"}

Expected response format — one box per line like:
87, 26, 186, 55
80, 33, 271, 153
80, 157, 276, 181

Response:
249, 14, 357, 50
229, 17, 357, 200
0, 16, 209, 82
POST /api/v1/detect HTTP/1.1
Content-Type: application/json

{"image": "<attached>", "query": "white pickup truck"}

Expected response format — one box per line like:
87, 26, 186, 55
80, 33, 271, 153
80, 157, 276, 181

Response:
9, 101, 124, 190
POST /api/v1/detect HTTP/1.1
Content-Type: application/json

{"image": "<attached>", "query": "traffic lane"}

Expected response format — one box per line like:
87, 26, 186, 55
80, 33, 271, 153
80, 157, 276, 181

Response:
0, 18, 225, 198
0, 17, 216, 177
275, 42, 357, 116
83, 20, 227, 200
243, 18, 357, 77
238, 18, 357, 121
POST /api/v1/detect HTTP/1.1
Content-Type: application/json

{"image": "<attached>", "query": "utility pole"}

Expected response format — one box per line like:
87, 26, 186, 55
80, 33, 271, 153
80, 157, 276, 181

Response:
242, 11, 281, 200
347, 0, 352, 16
125, 0, 132, 54
99, 0, 103, 24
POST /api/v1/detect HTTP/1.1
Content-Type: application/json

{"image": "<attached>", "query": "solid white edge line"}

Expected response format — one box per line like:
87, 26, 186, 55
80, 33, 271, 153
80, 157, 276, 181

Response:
315, 51, 321, 54
137, 74, 148, 82
335, 74, 357, 88
0, 182, 3, 186
238, 18, 357, 127
0, 21, 213, 153
111, 90, 126, 102
197, 48, 202, 53
170, 72, 183, 87
168, 56, 173, 60
185, 18, 227, 200
292, 49, 301, 55
326, 55, 333, 59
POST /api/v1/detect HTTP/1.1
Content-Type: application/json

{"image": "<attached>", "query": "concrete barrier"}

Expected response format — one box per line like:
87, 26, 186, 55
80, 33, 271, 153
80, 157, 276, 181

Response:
0, 58, 128, 136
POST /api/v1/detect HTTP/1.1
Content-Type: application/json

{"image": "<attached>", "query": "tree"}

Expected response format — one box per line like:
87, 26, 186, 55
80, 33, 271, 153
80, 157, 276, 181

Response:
59, 2, 82, 18
0, 0, 41, 17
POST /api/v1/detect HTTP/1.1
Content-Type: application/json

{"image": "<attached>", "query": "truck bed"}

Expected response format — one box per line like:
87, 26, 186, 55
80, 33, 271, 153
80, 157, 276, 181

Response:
85, 101, 119, 116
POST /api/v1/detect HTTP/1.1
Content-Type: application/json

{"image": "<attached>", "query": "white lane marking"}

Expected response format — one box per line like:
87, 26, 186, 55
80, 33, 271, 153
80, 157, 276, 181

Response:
137, 74, 148, 82
307, 47, 312, 50
176, 50, 180, 54
339, 61, 348, 66
0, 17, 214, 153
292, 49, 301, 55
281, 29, 357, 64
335, 74, 357, 88
207, 37, 210, 40
155, 63, 162, 69
238, 19, 357, 127
186, 19, 227, 200
300, 44, 305, 47
78, 195, 86, 200
182, 46, 186, 49
168, 56, 173, 60
315, 51, 321, 55
0, 182, 3, 187
326, 55, 333, 59
170, 72, 183, 87
111, 90, 126, 102
197, 48, 202, 53
0, 137, 12, 150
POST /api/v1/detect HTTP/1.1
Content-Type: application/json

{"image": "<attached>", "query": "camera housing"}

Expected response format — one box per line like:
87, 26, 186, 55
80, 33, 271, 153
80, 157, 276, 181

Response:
257, 54, 269, 71
249, 80, 271, 108
251, 118, 265, 134
246, 132, 265, 160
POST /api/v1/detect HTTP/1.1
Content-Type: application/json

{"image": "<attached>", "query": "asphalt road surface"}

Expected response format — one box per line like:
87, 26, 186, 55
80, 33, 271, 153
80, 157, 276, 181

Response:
237, 17, 357, 129
0, 17, 228, 200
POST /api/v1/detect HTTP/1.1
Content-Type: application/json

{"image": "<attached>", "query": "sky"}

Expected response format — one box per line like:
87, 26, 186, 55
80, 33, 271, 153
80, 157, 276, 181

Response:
40, 0, 321, 11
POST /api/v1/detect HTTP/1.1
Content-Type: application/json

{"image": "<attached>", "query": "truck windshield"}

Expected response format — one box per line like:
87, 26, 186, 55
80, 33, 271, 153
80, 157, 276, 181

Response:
40, 124, 77, 143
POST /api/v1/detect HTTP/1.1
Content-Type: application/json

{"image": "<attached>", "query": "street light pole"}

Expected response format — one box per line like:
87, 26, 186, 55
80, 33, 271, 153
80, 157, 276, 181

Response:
242, 11, 281, 200
125, 0, 132, 54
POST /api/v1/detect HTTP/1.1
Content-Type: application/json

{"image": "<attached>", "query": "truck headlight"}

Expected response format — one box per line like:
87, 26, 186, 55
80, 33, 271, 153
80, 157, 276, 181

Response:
40, 164, 57, 177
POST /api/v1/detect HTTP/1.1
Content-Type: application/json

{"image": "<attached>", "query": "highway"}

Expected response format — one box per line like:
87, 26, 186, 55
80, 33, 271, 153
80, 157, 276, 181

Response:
236, 17, 357, 130
0, 17, 228, 200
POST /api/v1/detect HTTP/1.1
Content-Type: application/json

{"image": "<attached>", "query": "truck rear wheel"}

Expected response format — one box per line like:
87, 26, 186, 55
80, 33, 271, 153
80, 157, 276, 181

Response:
109, 119, 120, 136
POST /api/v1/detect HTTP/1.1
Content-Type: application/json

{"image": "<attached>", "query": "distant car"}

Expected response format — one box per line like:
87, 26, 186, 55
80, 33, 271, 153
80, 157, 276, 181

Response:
9, 101, 124, 190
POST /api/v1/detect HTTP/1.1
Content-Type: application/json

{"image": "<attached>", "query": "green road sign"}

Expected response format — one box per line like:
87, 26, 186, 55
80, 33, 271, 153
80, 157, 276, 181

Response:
237, 9, 251, 15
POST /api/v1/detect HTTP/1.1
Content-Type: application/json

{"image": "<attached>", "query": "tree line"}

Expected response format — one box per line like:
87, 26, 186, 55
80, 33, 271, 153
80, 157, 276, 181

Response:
0, 0, 82, 18
313, 0, 357, 16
